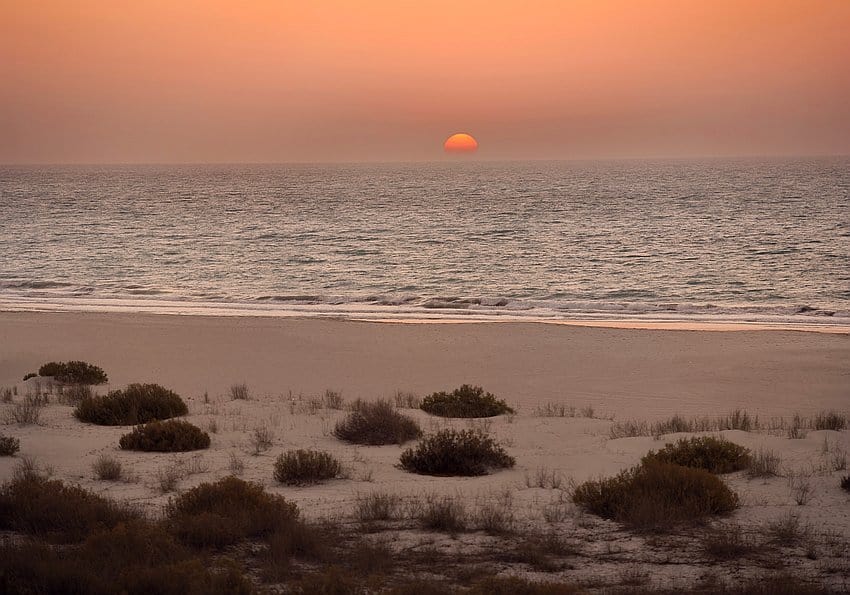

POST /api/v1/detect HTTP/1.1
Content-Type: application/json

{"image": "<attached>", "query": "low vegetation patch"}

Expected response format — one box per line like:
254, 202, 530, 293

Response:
355, 491, 402, 522
399, 429, 515, 476
167, 476, 300, 548
273, 449, 342, 486
119, 420, 210, 452
75, 383, 188, 425
420, 384, 514, 418
813, 410, 846, 431
4, 395, 45, 425
572, 460, 739, 531
334, 400, 422, 445
0, 473, 138, 542
643, 436, 751, 474
38, 360, 108, 385
0, 434, 20, 456
841, 475, 850, 492
418, 495, 467, 533
92, 454, 123, 480
747, 448, 781, 478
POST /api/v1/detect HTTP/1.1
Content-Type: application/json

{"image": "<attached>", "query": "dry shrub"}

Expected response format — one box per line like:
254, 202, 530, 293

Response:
468, 575, 581, 594
747, 448, 781, 478
273, 449, 342, 486
355, 491, 402, 522
498, 531, 574, 571
813, 411, 846, 431
643, 436, 750, 474
61, 383, 93, 406
0, 473, 138, 542
841, 475, 850, 492
334, 400, 422, 445
475, 498, 516, 535
119, 420, 210, 452
5, 395, 45, 425
399, 429, 515, 476
75, 383, 188, 426
1, 387, 12, 403
0, 434, 20, 456
701, 524, 760, 560
766, 512, 807, 546
420, 384, 514, 418
249, 426, 273, 455
393, 390, 421, 409
572, 460, 739, 531
38, 361, 108, 385
419, 495, 467, 533
229, 383, 250, 400
167, 476, 299, 548
323, 389, 345, 409
92, 454, 123, 480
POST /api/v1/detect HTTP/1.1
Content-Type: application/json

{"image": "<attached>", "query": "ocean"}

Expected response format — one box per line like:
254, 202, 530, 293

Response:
1, 159, 848, 328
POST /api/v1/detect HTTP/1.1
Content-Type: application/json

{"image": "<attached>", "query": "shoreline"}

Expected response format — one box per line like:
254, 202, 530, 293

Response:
1, 310, 847, 419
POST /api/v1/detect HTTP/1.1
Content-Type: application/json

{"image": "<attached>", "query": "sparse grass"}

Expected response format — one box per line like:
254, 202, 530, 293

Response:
643, 436, 751, 474
60, 383, 93, 406
766, 511, 808, 546
322, 389, 345, 409
229, 383, 250, 400
38, 360, 108, 385
525, 467, 565, 489
273, 449, 342, 486
474, 495, 516, 534
420, 384, 514, 418
399, 429, 515, 476
393, 390, 421, 409
334, 399, 422, 445
701, 524, 760, 560
249, 426, 273, 455
74, 383, 188, 426
747, 448, 781, 478
418, 495, 467, 533
4, 395, 45, 425
0, 471, 138, 542
498, 531, 575, 572
813, 411, 846, 431
355, 491, 402, 522
467, 576, 582, 595
229, 452, 246, 476
790, 476, 812, 505
1, 387, 12, 403
0, 434, 20, 456
787, 413, 806, 439
119, 420, 210, 452
572, 460, 739, 531
167, 476, 300, 549
92, 454, 123, 481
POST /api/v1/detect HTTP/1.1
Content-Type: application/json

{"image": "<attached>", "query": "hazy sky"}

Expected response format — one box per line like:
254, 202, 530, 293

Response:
2, 1, 849, 163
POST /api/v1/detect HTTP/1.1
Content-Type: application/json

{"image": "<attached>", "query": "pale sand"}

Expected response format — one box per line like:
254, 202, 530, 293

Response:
1, 311, 849, 589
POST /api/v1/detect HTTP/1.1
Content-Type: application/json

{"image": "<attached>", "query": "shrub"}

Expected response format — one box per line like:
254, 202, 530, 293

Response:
273, 450, 342, 486
75, 383, 188, 425
467, 576, 582, 594
229, 383, 249, 400
419, 496, 467, 533
841, 475, 850, 492
0, 474, 138, 542
38, 361, 108, 385
22, 372, 37, 381
61, 383, 93, 406
813, 410, 846, 431
572, 460, 739, 531
5, 395, 44, 425
355, 492, 401, 522
399, 429, 515, 476
92, 454, 123, 480
119, 420, 210, 452
0, 435, 20, 456
420, 384, 514, 418
334, 400, 422, 445
167, 476, 299, 548
747, 448, 781, 478
643, 436, 750, 474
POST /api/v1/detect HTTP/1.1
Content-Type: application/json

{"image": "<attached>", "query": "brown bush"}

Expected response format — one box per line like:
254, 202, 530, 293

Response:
273, 449, 342, 486
572, 460, 739, 531
399, 429, 515, 476
420, 384, 514, 418
0, 434, 20, 456
75, 383, 188, 426
642, 436, 750, 474
39, 360, 108, 385
119, 420, 210, 452
334, 400, 422, 445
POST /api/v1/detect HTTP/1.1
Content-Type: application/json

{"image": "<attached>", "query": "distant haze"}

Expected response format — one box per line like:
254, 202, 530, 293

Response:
1, 1, 849, 163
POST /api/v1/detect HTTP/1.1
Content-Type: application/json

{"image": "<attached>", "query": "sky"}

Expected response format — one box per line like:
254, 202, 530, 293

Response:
1, 0, 849, 163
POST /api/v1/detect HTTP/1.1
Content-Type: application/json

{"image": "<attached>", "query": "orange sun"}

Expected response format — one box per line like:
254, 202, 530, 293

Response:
443, 132, 478, 154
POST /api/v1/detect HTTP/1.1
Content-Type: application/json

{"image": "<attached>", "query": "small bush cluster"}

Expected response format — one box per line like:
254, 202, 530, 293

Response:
75, 383, 188, 425
643, 436, 750, 474
334, 400, 422, 445
119, 420, 210, 452
399, 429, 515, 476
0, 474, 138, 542
0, 434, 21, 456
167, 476, 299, 548
273, 450, 342, 486
572, 460, 739, 531
420, 385, 514, 418
38, 361, 108, 385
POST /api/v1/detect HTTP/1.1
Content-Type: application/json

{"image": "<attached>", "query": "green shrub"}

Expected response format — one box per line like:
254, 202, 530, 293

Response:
572, 460, 739, 531
167, 476, 300, 548
0, 434, 20, 456
399, 429, 515, 476
273, 450, 342, 486
0, 474, 138, 542
420, 384, 514, 418
38, 360, 108, 385
642, 436, 750, 474
334, 400, 422, 445
75, 383, 188, 425
119, 420, 210, 452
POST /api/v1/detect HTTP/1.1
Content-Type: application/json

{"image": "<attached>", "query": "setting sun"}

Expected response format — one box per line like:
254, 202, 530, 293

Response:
443, 133, 479, 154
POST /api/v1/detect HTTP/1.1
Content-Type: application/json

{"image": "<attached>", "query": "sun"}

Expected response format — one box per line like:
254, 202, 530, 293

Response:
444, 132, 478, 154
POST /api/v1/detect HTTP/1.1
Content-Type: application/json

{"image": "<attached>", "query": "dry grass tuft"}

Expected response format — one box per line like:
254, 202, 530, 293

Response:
92, 454, 123, 481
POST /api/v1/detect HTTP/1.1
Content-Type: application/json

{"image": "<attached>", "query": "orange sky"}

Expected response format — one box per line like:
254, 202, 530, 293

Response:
1, 0, 848, 163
